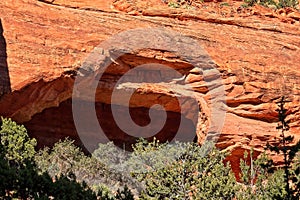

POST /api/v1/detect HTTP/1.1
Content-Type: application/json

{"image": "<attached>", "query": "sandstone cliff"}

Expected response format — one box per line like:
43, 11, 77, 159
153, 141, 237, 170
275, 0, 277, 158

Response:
0, 0, 299, 175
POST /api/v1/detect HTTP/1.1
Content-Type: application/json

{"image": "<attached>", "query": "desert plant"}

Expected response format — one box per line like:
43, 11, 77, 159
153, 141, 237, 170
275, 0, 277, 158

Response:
0, 118, 98, 199
129, 140, 239, 199
0, 117, 37, 163
238, 150, 287, 199
115, 185, 135, 200
166, 0, 202, 9
35, 138, 109, 184
267, 96, 300, 199
290, 153, 300, 198
277, 0, 299, 8
244, 0, 298, 8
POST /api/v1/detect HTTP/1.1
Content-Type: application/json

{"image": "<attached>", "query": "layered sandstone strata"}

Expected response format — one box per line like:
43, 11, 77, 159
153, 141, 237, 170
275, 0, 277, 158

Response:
0, 0, 299, 174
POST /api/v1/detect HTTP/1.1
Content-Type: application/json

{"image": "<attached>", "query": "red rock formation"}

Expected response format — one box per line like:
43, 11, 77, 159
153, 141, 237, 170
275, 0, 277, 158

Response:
0, 0, 299, 176
0, 19, 10, 96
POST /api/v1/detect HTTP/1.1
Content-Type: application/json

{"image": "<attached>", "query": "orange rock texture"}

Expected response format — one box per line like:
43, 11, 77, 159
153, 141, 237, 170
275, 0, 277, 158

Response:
0, 0, 300, 175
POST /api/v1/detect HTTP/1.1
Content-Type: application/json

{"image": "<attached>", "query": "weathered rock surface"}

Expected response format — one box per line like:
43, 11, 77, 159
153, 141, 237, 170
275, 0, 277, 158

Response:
0, 19, 10, 96
0, 0, 300, 175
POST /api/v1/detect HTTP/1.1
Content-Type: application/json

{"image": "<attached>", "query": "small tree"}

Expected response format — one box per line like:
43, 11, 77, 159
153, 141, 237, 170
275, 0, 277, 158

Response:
0, 118, 100, 199
35, 138, 110, 186
267, 96, 300, 199
0, 117, 37, 163
238, 150, 287, 200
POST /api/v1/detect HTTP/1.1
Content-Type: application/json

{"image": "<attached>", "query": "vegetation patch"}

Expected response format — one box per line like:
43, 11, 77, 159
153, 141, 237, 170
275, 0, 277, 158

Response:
0, 97, 299, 199
244, 0, 299, 9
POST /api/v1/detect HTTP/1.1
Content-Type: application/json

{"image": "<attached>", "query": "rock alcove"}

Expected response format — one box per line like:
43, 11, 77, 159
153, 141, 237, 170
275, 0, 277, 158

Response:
23, 50, 211, 153
1, 0, 300, 175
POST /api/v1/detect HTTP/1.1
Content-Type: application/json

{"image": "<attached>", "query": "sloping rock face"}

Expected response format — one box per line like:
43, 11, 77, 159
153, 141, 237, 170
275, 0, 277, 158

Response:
0, 19, 10, 96
0, 0, 300, 175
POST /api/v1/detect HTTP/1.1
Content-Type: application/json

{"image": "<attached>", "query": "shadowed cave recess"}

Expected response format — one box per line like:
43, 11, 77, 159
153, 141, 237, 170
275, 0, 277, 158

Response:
24, 99, 196, 153
23, 53, 200, 153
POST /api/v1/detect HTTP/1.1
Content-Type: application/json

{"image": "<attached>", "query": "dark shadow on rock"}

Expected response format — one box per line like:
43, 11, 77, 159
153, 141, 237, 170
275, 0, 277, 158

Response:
0, 18, 11, 97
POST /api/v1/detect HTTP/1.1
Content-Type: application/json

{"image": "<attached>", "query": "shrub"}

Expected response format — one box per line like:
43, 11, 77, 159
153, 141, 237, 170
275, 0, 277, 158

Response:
35, 138, 108, 185
244, 0, 299, 8
115, 185, 135, 200
166, 0, 202, 9
277, 0, 299, 8
237, 150, 287, 199
0, 117, 37, 163
237, 96, 300, 199
0, 118, 98, 199
291, 153, 300, 198
129, 140, 239, 199
50, 173, 97, 200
